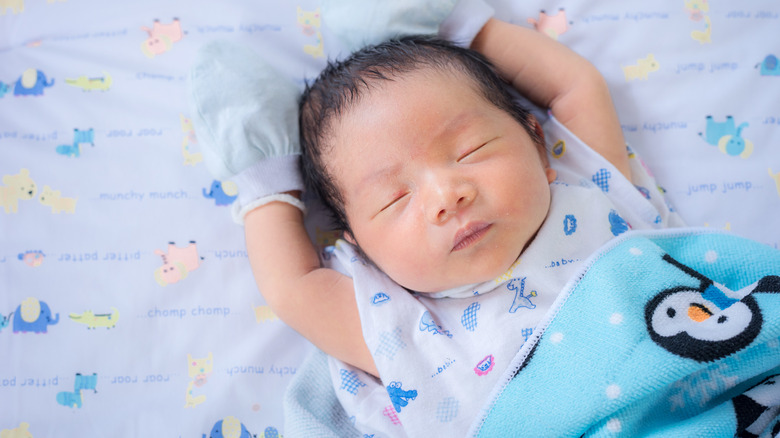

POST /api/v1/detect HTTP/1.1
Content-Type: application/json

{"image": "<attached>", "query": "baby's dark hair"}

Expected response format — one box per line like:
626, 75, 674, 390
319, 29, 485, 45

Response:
299, 35, 541, 237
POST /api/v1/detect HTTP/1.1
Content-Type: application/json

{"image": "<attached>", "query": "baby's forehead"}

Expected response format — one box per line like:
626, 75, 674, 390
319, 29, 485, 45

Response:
342, 65, 481, 114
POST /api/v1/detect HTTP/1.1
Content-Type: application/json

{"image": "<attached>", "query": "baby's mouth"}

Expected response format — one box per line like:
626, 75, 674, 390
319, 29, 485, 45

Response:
452, 222, 491, 252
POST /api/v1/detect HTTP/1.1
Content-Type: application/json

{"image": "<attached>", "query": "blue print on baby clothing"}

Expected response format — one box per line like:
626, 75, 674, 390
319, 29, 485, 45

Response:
609, 209, 630, 236
592, 168, 611, 192
436, 397, 460, 423
636, 185, 651, 199
371, 292, 390, 306
374, 327, 406, 360
508, 278, 537, 313
563, 214, 577, 235
552, 139, 566, 158
419, 311, 453, 337
461, 302, 480, 331
339, 369, 367, 395
522, 327, 534, 342
386, 381, 417, 413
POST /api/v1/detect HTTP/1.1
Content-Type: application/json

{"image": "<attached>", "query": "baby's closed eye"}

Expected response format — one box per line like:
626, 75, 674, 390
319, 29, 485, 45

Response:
457, 139, 495, 163
379, 190, 409, 213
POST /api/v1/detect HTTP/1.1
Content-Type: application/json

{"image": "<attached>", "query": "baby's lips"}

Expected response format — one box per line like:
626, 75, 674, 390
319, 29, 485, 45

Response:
452, 221, 491, 251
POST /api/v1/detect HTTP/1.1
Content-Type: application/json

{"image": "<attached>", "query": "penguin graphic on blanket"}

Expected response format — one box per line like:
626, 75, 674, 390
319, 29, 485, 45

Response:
474, 230, 780, 438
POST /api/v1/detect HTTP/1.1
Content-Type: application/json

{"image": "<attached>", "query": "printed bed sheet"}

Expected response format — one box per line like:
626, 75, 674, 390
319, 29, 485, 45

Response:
1, 0, 779, 437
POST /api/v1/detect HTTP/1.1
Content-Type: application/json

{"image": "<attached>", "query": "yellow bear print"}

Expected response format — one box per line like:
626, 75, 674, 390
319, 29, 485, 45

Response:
1, 168, 37, 213
0, 0, 24, 15
39, 185, 77, 213
622, 54, 660, 81
0, 422, 33, 438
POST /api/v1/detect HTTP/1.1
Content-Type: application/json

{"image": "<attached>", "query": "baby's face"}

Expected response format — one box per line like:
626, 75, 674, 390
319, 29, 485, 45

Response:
328, 69, 556, 293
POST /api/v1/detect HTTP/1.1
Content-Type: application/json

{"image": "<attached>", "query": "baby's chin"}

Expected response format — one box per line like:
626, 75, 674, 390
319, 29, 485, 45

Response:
398, 266, 511, 295
381, 245, 524, 294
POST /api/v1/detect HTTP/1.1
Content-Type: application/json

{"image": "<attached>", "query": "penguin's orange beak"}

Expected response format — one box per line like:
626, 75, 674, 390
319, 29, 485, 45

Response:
688, 303, 713, 322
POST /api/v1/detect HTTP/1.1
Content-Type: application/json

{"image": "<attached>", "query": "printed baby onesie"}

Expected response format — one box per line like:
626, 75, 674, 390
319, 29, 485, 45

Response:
325, 115, 685, 437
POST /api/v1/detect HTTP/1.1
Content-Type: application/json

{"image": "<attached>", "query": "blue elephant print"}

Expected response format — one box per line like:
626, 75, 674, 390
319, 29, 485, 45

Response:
387, 381, 417, 413
260, 426, 279, 438
698, 115, 753, 158
13, 297, 59, 333
14, 68, 55, 97
203, 180, 238, 206
203, 416, 252, 438
756, 54, 779, 76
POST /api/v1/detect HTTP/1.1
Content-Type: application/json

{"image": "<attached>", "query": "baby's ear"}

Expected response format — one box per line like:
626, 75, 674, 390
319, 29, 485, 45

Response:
344, 231, 357, 246
545, 167, 557, 184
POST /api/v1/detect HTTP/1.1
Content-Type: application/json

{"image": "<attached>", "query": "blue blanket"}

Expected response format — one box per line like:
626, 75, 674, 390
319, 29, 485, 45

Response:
473, 230, 780, 437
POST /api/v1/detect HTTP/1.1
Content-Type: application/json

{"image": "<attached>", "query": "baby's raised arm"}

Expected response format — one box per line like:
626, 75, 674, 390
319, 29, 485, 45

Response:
189, 41, 377, 377
471, 19, 631, 178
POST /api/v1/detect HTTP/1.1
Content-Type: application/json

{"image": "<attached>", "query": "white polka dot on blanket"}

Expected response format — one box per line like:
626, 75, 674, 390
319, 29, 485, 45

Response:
610, 313, 624, 325
705, 250, 718, 263
550, 332, 564, 344
606, 384, 621, 399
629, 247, 642, 256
607, 418, 622, 432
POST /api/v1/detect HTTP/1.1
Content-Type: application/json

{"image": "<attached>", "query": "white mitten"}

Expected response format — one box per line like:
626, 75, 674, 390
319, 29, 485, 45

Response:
188, 40, 305, 223
322, 0, 495, 52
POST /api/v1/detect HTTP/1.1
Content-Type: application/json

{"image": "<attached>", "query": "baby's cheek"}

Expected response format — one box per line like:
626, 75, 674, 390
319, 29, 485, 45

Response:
388, 254, 435, 291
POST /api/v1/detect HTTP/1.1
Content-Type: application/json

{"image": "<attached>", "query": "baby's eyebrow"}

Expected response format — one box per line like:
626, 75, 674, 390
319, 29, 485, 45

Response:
440, 110, 479, 139
357, 162, 404, 197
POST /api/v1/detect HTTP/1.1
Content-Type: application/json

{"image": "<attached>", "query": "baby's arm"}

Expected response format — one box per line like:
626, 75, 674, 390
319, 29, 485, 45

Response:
471, 19, 631, 179
244, 199, 379, 377
189, 40, 377, 377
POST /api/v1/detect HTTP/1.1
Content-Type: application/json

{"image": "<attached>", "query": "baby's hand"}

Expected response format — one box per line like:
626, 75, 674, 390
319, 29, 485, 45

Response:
188, 41, 305, 223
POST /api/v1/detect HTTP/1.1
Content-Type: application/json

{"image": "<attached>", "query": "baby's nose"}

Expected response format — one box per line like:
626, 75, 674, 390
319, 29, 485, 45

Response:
426, 178, 476, 224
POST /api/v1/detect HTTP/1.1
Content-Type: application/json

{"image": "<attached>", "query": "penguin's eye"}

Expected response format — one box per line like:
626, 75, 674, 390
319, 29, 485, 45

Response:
666, 307, 676, 318
717, 315, 727, 324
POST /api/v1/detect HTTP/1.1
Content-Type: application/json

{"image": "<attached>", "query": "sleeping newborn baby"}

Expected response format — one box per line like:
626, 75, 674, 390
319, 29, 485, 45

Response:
189, 10, 684, 438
